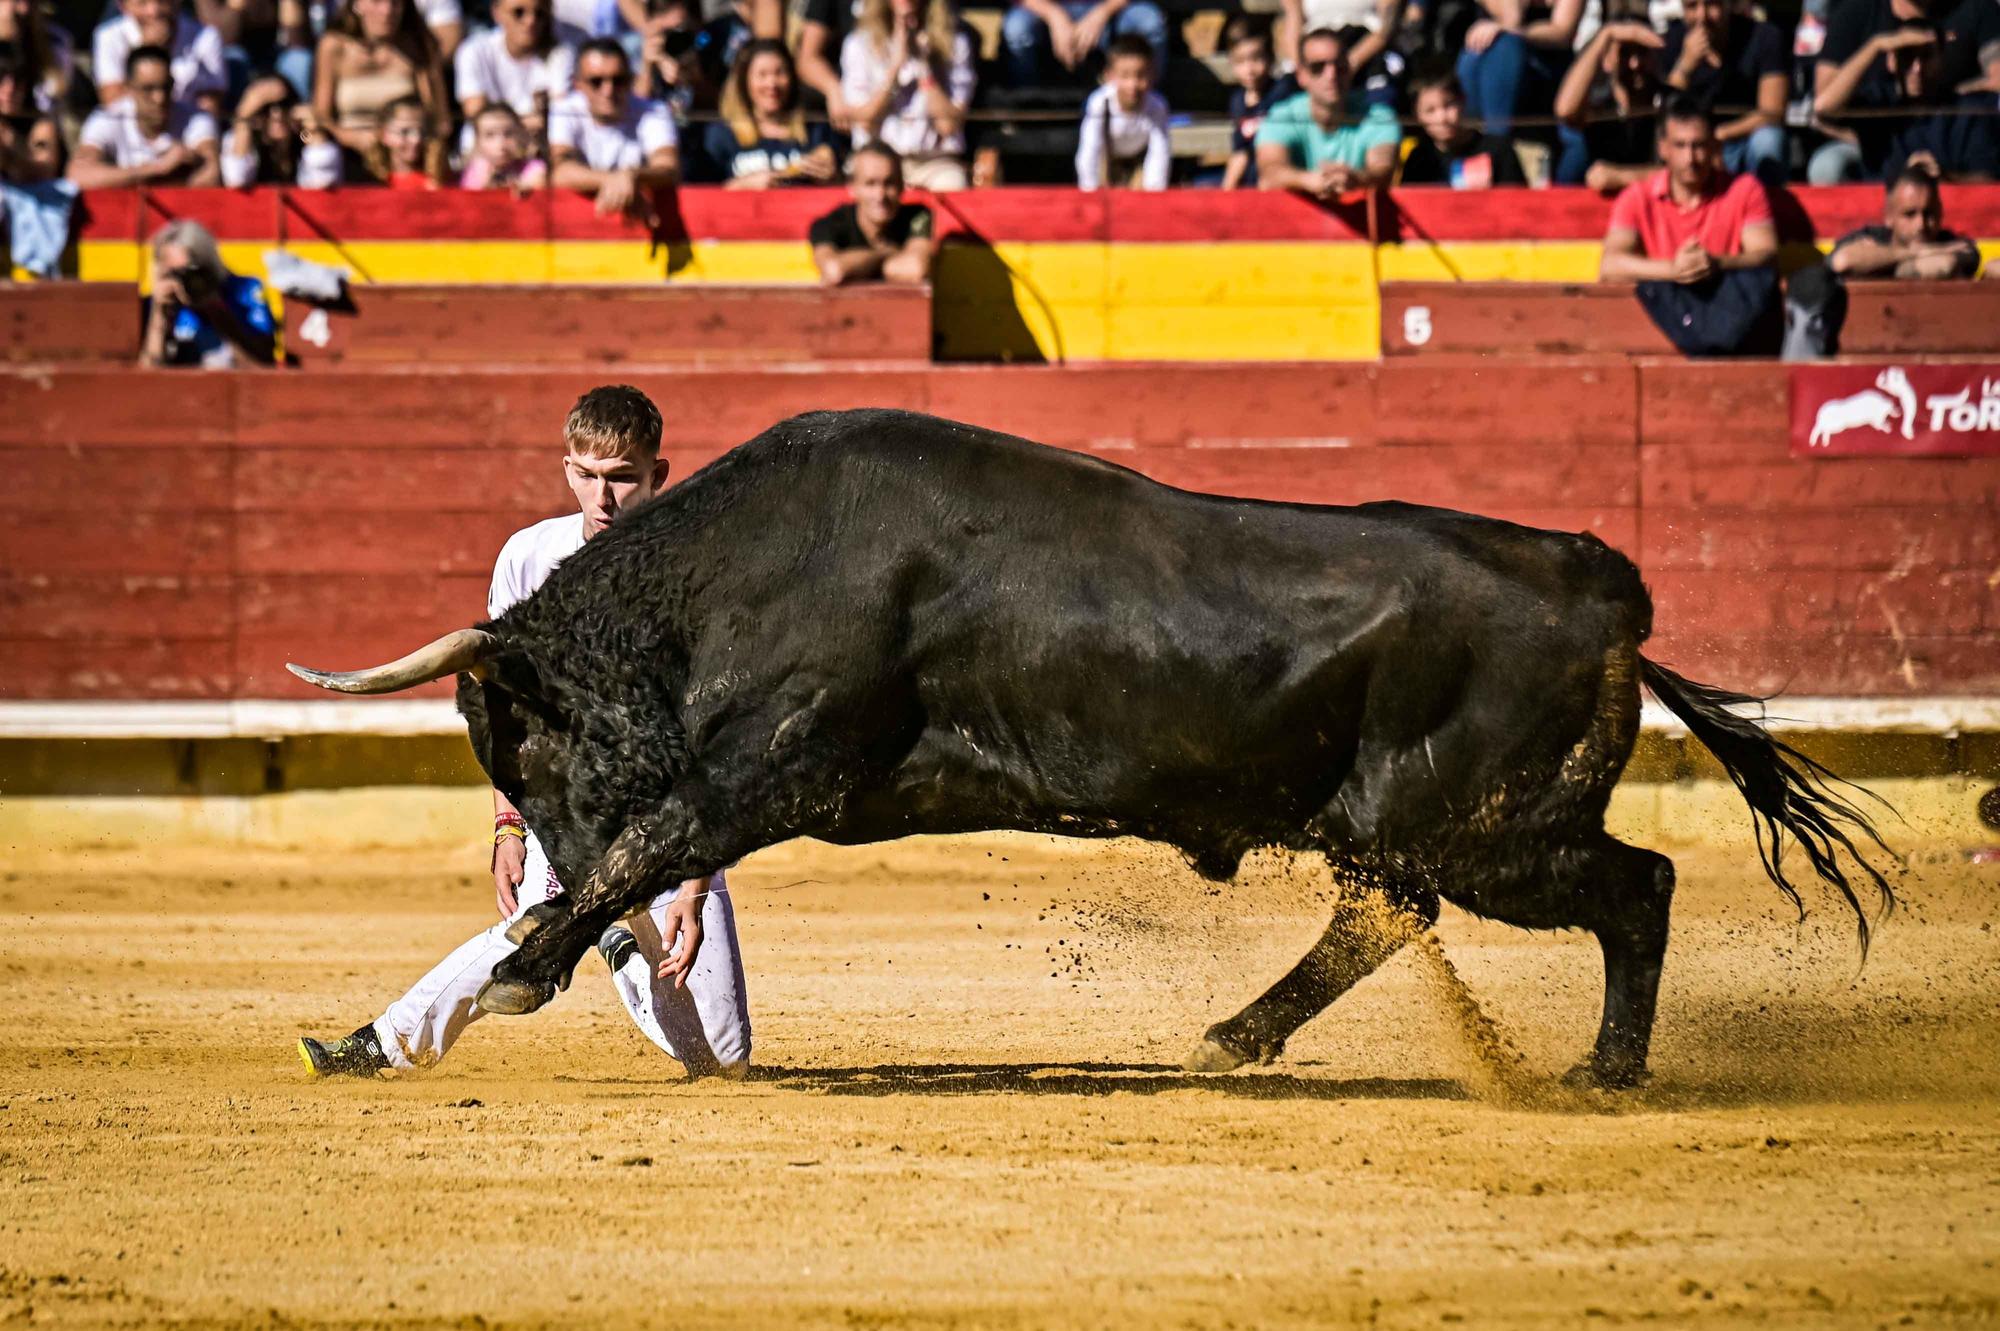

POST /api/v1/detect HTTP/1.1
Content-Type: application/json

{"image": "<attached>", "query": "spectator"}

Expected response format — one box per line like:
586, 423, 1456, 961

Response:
840, 0, 975, 191
461, 101, 548, 187
140, 219, 275, 368
808, 141, 934, 285
549, 37, 679, 213
1075, 32, 1169, 189
366, 91, 444, 184
312, 0, 449, 164
1455, 0, 1584, 140
221, 73, 342, 184
1254, 27, 1401, 197
1939, 0, 1999, 91
0, 38, 32, 120
1219, 14, 1294, 190
1399, 66, 1527, 185
0, 109, 62, 180
1660, 0, 1789, 185
702, 38, 835, 186
1279, 0, 1395, 71
1829, 165, 1983, 276
633, 0, 709, 114
692, 0, 754, 91
0, 0, 72, 112
455, 0, 581, 147
93, 0, 227, 113
794, 0, 859, 130
1599, 95, 1778, 355
69, 44, 222, 185
1001, 0, 1166, 90
1554, 18, 1662, 187
1813, 19, 1998, 180
1, 111, 73, 278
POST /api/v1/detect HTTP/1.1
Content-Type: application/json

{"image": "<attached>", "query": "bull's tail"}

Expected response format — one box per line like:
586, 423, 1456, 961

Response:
1639, 655, 1897, 954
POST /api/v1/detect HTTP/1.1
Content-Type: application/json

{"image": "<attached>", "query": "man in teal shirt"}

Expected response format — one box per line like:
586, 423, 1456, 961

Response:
1255, 27, 1402, 199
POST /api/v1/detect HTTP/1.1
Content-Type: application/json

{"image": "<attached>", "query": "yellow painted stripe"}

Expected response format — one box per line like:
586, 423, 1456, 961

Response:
65, 235, 1998, 362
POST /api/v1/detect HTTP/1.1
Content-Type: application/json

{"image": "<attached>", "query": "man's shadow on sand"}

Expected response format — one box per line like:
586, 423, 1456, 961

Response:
745, 1062, 1470, 1102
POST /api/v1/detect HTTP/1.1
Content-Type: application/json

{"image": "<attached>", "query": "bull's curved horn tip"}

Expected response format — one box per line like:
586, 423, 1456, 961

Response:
287, 662, 355, 692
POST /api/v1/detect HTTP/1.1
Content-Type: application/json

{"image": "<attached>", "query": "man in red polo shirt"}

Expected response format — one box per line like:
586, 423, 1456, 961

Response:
1601, 93, 1777, 283
1600, 94, 1778, 353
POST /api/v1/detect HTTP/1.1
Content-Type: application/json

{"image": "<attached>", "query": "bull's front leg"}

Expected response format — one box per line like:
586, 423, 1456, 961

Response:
476, 790, 743, 1016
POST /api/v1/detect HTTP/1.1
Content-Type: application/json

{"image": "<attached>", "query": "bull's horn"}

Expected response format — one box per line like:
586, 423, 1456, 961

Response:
286, 628, 500, 695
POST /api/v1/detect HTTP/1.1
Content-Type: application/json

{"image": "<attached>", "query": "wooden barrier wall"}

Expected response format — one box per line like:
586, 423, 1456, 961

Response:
2, 360, 1995, 701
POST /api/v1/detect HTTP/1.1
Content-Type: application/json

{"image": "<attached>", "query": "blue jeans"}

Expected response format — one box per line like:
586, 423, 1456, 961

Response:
1455, 31, 1565, 138
1723, 124, 1788, 187
1002, 0, 1168, 87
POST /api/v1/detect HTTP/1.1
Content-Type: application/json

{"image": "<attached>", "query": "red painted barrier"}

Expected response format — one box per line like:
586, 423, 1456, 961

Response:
1, 360, 1994, 701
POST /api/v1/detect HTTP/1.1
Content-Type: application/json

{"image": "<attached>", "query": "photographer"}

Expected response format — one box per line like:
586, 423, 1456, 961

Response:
140, 219, 276, 369
632, 0, 709, 115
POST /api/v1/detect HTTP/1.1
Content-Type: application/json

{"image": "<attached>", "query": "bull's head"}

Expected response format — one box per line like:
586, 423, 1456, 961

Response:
287, 630, 608, 893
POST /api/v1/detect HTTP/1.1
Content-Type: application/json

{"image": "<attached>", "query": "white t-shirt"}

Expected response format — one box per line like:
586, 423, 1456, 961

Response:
1075, 84, 1171, 191
79, 98, 219, 168
1300, 0, 1381, 34
838, 27, 976, 157
90, 13, 227, 102
489, 513, 586, 617
454, 25, 582, 114
547, 89, 678, 170
417, 0, 464, 29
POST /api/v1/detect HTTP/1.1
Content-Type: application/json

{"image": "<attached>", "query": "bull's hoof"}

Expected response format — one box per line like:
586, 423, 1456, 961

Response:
503, 900, 565, 947
1183, 1024, 1278, 1074
475, 976, 556, 1015
1561, 1058, 1652, 1092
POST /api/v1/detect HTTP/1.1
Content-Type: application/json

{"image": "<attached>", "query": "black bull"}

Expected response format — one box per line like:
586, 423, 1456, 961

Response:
293, 408, 1894, 1088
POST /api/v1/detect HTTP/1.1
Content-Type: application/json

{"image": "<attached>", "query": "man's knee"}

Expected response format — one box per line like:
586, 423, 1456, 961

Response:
1001, 4, 1043, 50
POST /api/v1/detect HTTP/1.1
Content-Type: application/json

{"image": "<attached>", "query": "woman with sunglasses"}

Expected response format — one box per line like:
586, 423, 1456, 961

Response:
702, 38, 835, 186
312, 0, 449, 164
455, 0, 584, 148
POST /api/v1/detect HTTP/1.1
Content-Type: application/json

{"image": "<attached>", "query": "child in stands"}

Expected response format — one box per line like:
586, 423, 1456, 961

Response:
1221, 14, 1294, 189
1398, 66, 1526, 187
370, 94, 447, 187
1075, 33, 1171, 190
461, 102, 548, 189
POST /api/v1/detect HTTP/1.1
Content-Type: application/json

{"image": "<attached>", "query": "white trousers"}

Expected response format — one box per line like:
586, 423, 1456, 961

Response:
373, 832, 751, 1075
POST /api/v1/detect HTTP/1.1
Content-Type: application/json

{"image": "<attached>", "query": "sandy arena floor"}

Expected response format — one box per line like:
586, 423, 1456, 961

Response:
2, 828, 1997, 1328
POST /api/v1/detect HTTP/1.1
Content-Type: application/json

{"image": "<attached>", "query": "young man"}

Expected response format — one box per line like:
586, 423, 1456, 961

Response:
1075, 33, 1171, 190
808, 142, 935, 286
1829, 165, 1983, 277
299, 386, 752, 1081
1600, 95, 1779, 355
68, 44, 221, 188
1659, 0, 1789, 184
91, 0, 226, 113
548, 37, 680, 216
1398, 67, 1526, 188
1254, 27, 1401, 198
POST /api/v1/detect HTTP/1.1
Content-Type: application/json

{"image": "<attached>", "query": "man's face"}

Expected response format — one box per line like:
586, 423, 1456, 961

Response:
1107, 53, 1151, 110
850, 154, 902, 226
127, 56, 172, 133
1298, 36, 1348, 111
1228, 37, 1271, 91
494, 0, 550, 47
1683, 0, 1728, 44
1415, 84, 1461, 144
565, 449, 666, 539
1884, 180, 1941, 245
122, 0, 173, 45
1658, 114, 1718, 190
577, 51, 631, 121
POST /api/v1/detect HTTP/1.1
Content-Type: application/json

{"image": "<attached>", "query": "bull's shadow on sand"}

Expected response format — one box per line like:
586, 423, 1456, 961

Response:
749, 1062, 1470, 1102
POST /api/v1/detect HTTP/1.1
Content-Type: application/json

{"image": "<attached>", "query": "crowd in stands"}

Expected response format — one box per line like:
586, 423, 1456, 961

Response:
2, 0, 1996, 200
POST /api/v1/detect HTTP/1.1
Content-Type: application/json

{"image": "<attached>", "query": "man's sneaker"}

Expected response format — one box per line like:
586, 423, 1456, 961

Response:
598, 924, 639, 974
298, 1024, 390, 1079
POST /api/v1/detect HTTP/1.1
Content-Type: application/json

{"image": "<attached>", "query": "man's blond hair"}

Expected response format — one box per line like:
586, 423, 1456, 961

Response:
564, 385, 663, 461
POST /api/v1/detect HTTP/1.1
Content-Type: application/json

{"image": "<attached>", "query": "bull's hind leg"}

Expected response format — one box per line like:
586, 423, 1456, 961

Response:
1564, 838, 1676, 1090
1183, 877, 1440, 1074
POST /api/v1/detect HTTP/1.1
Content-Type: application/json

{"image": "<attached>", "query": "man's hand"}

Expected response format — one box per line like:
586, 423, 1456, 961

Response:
493, 834, 527, 917
1464, 17, 1504, 54
656, 877, 709, 988
1903, 148, 1941, 177
1670, 235, 1716, 284
1307, 161, 1353, 198
144, 142, 196, 181
1675, 21, 1713, 71
595, 167, 637, 216
1584, 160, 1618, 192
1070, 3, 1112, 63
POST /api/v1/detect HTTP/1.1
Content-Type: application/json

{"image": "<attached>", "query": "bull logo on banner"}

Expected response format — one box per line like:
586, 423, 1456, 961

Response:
1791, 364, 2000, 458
